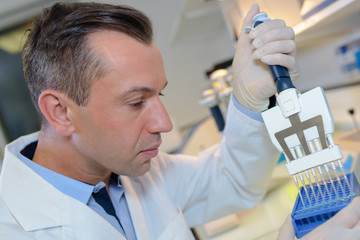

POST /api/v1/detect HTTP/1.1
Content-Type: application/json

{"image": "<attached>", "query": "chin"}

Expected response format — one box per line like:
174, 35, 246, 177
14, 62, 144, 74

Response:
128, 160, 152, 177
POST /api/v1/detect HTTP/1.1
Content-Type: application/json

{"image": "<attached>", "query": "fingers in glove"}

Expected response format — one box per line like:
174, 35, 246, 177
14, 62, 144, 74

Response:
253, 40, 296, 59
236, 4, 260, 49
249, 19, 291, 39
241, 4, 260, 34
259, 53, 300, 80
252, 27, 295, 50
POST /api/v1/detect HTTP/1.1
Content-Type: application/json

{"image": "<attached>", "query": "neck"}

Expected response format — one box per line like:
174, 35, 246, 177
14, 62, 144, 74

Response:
33, 129, 112, 186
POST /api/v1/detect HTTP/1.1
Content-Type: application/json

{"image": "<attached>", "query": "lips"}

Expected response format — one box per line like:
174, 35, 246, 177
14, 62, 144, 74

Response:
140, 141, 161, 158
140, 148, 159, 158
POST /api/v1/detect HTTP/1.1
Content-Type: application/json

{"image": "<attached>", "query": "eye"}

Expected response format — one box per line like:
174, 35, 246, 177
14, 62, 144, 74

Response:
129, 100, 144, 109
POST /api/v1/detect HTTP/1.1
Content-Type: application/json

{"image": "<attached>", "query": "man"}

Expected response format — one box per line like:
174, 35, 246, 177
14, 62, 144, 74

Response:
0, 2, 358, 240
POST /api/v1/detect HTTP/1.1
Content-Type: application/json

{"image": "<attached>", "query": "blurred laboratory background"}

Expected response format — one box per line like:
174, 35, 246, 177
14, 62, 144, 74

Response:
1, 0, 360, 239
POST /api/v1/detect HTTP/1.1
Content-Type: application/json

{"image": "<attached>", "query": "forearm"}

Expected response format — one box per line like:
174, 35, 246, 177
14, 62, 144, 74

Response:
218, 96, 279, 205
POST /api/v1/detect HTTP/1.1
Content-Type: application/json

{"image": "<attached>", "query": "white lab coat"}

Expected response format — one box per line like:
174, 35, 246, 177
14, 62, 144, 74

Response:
0, 99, 278, 239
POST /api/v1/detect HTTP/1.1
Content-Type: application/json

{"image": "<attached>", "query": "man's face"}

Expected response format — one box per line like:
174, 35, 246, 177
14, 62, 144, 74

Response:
71, 30, 173, 177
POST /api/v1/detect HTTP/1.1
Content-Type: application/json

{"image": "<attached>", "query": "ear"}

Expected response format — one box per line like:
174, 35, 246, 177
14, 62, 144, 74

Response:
38, 90, 76, 136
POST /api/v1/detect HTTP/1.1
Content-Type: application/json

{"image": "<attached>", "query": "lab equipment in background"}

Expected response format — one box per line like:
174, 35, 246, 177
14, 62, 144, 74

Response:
300, 0, 336, 20
199, 69, 233, 133
217, 0, 302, 43
348, 108, 360, 130
336, 30, 360, 83
254, 12, 360, 238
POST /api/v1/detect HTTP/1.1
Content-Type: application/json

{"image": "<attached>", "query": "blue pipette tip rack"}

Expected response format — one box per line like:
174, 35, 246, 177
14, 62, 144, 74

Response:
291, 172, 360, 238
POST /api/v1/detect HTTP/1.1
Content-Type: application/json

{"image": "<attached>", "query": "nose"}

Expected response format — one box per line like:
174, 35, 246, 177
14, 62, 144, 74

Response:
147, 99, 173, 134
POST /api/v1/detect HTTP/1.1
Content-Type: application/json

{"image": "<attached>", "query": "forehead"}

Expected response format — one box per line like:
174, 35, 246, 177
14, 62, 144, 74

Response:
89, 30, 162, 73
88, 30, 156, 63
86, 30, 166, 94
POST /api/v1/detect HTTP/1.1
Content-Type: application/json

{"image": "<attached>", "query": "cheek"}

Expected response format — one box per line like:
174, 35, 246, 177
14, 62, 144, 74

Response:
74, 111, 120, 152
79, 103, 150, 152
92, 115, 145, 152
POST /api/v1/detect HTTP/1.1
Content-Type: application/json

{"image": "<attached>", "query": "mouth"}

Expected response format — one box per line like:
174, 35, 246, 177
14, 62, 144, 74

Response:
139, 141, 161, 159
140, 148, 159, 158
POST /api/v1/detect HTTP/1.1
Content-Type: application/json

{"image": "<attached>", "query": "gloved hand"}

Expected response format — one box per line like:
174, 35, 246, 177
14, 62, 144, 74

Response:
232, 4, 300, 112
277, 196, 360, 240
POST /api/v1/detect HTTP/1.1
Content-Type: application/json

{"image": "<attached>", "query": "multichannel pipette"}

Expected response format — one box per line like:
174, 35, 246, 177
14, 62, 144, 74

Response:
251, 12, 359, 238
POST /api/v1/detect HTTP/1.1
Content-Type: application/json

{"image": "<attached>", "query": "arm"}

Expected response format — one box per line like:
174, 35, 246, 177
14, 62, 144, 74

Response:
156, 4, 300, 226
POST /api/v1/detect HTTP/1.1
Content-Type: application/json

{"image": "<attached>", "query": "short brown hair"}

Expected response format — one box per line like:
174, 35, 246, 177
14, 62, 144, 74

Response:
22, 2, 153, 121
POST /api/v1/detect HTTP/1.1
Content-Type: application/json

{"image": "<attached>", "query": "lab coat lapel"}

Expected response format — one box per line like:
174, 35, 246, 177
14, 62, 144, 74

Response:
0, 149, 63, 231
61, 196, 126, 239
0, 147, 125, 239
121, 176, 152, 240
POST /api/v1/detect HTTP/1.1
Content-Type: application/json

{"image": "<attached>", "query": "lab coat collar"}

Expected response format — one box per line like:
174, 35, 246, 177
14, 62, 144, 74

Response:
0, 132, 64, 231
0, 133, 125, 239
18, 140, 95, 205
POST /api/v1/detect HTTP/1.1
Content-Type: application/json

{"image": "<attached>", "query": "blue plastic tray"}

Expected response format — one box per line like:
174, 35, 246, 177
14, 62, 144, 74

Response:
291, 172, 360, 238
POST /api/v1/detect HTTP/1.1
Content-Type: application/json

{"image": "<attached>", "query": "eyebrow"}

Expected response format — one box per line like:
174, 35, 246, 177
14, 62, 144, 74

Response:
121, 81, 168, 98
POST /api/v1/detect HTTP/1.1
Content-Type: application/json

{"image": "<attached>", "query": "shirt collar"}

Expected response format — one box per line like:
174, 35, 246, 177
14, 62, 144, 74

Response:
93, 175, 122, 194
18, 141, 121, 204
